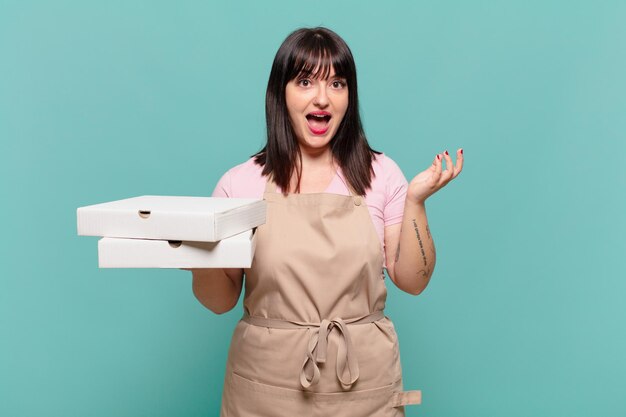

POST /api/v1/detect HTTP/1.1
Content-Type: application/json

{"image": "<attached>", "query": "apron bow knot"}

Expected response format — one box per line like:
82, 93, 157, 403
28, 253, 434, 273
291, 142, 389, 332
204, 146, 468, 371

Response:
241, 311, 384, 390
299, 317, 360, 389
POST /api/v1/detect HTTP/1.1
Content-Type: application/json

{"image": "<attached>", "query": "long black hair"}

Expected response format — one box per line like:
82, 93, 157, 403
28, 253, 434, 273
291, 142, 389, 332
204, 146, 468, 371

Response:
253, 27, 379, 195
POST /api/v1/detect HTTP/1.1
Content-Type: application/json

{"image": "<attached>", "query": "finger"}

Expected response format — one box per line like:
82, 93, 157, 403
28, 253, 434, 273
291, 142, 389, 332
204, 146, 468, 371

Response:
436, 150, 452, 187
452, 148, 464, 178
450, 148, 463, 180
431, 153, 442, 185
440, 150, 454, 184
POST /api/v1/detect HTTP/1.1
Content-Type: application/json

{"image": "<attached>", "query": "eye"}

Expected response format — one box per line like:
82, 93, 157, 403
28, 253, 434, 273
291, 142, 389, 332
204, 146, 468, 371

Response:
331, 80, 347, 89
297, 78, 312, 87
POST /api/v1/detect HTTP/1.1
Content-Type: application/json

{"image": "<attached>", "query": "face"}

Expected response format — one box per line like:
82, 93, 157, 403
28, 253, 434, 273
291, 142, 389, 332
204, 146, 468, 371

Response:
285, 66, 349, 155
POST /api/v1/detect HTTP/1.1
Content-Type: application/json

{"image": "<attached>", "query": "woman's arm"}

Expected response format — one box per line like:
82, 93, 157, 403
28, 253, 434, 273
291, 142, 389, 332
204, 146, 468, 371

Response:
385, 149, 463, 295
190, 166, 246, 313
385, 203, 435, 295
190, 268, 244, 314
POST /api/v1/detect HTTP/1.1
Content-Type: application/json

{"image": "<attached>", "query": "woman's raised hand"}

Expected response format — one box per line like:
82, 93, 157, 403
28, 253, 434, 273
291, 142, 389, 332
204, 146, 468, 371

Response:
407, 149, 463, 205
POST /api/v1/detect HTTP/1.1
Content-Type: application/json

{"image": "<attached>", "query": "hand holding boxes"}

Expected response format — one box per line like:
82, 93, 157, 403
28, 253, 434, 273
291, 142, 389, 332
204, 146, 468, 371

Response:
77, 195, 266, 268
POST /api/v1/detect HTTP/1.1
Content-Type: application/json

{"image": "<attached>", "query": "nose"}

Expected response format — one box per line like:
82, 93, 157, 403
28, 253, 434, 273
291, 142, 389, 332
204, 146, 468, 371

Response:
313, 84, 329, 108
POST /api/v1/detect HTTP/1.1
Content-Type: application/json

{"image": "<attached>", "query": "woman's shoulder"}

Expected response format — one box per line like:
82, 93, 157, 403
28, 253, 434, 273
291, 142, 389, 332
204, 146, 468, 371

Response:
371, 152, 407, 187
225, 157, 263, 177
212, 157, 266, 198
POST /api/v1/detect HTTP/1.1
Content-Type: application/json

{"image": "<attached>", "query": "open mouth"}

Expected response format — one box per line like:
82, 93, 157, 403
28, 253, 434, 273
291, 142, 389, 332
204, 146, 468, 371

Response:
306, 112, 332, 134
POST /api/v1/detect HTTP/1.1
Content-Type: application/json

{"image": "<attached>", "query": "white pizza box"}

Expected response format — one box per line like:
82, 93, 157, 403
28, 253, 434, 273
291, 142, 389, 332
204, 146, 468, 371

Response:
77, 195, 266, 242
97, 229, 257, 268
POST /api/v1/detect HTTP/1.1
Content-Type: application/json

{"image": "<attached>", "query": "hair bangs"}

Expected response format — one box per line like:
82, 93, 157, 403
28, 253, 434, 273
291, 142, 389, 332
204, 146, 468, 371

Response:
288, 38, 349, 81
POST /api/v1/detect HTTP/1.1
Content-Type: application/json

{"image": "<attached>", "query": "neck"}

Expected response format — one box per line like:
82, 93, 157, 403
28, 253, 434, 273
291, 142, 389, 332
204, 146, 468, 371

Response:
289, 146, 336, 193
298, 146, 334, 171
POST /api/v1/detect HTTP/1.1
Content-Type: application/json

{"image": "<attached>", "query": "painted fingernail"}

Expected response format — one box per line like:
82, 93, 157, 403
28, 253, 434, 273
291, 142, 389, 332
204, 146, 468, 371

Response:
436, 154, 441, 160
444, 150, 449, 156
460, 148, 463, 154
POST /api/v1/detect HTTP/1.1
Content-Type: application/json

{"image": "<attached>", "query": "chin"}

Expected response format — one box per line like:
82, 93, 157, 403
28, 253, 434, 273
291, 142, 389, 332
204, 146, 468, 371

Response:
303, 136, 332, 150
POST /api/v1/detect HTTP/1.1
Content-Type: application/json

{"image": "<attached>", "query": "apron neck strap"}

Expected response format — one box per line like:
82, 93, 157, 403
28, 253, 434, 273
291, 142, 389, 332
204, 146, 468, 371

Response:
336, 172, 359, 197
264, 176, 279, 194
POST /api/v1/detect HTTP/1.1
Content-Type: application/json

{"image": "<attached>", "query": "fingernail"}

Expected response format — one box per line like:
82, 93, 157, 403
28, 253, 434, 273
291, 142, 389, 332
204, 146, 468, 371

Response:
444, 150, 449, 156
436, 154, 441, 160
460, 148, 463, 154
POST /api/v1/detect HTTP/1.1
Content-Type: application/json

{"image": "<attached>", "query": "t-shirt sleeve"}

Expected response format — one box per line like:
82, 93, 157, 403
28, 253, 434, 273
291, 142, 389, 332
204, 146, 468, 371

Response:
209, 158, 266, 199
212, 169, 232, 198
383, 156, 408, 227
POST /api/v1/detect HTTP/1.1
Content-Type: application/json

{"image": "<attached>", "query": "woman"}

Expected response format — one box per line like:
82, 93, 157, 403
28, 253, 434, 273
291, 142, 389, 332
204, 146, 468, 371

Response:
191, 27, 463, 416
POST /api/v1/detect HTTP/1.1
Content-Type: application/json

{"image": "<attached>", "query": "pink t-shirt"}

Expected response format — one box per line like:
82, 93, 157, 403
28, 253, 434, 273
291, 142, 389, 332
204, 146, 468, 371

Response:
212, 153, 408, 266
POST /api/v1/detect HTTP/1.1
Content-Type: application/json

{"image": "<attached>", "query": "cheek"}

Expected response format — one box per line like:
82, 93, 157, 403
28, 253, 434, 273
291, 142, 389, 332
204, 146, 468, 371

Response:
286, 99, 306, 120
336, 97, 349, 121
285, 86, 303, 114
335, 91, 349, 114
285, 104, 295, 120
284, 98, 299, 122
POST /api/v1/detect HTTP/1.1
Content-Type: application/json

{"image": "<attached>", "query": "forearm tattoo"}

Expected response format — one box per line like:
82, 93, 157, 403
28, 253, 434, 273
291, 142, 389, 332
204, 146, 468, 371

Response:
417, 268, 430, 278
412, 219, 427, 267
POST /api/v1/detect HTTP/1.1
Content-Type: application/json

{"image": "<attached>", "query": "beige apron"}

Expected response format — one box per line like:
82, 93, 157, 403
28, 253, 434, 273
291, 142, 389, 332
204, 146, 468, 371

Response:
220, 178, 421, 416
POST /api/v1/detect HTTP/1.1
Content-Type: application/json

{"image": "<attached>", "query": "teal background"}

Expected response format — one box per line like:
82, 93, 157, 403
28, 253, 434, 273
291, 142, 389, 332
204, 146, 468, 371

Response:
1, 1, 625, 416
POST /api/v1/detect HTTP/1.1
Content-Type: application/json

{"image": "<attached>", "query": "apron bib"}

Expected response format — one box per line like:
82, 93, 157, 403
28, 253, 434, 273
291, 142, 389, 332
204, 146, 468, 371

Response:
220, 179, 421, 416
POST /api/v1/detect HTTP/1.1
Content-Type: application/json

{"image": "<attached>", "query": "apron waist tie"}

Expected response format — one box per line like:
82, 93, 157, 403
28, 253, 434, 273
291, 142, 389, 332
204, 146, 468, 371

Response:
242, 311, 385, 389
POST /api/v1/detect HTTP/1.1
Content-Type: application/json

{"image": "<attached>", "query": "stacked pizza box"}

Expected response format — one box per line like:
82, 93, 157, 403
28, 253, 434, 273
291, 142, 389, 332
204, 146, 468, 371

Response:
77, 195, 266, 268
